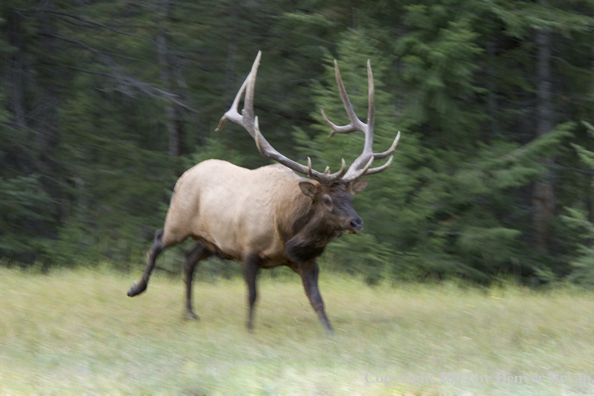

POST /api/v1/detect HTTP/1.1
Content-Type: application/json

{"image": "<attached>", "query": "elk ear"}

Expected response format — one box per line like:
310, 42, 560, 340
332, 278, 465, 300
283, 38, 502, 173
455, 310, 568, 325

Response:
349, 179, 369, 195
299, 181, 320, 199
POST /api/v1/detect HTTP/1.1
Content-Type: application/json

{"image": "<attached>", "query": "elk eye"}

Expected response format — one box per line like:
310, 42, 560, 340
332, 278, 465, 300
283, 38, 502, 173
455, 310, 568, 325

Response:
323, 196, 332, 206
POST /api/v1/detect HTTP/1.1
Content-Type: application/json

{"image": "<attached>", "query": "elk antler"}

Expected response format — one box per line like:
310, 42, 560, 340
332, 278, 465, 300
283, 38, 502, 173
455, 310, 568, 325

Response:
321, 60, 400, 182
216, 51, 347, 184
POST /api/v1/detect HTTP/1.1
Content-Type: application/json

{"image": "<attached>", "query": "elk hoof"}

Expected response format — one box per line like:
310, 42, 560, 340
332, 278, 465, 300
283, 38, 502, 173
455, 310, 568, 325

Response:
184, 311, 199, 321
127, 282, 141, 297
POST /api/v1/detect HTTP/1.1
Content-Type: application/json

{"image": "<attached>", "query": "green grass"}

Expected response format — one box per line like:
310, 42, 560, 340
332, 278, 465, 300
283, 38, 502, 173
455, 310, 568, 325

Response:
1, 267, 594, 395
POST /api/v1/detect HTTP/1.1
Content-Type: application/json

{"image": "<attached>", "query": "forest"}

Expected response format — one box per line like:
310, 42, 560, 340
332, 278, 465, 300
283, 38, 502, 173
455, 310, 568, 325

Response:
2, 0, 594, 286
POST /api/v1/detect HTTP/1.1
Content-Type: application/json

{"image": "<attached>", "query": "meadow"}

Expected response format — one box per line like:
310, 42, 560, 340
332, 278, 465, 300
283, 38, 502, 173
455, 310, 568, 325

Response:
1, 266, 594, 395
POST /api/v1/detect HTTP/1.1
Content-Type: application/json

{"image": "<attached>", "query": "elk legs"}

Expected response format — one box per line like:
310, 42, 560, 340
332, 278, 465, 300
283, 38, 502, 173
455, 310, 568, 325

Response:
300, 261, 334, 334
184, 243, 212, 320
244, 254, 260, 331
127, 229, 164, 297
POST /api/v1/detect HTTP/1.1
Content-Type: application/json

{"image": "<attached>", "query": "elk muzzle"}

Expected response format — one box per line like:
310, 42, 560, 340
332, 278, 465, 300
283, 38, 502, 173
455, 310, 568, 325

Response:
346, 216, 363, 234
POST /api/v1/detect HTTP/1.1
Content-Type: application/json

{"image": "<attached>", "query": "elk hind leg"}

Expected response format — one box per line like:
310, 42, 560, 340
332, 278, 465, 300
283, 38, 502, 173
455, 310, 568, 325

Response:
127, 229, 165, 297
244, 254, 260, 331
184, 242, 212, 320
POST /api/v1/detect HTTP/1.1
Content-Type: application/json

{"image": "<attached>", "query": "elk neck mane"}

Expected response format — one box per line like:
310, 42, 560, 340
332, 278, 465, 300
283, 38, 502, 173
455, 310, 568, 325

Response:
281, 180, 342, 264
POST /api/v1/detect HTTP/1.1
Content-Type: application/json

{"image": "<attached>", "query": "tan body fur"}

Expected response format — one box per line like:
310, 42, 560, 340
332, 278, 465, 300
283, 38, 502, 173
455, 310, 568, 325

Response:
163, 159, 310, 268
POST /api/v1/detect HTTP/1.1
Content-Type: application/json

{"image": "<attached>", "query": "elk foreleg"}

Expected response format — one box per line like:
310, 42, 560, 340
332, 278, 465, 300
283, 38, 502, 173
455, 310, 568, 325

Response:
184, 243, 212, 320
127, 229, 164, 297
299, 261, 334, 334
244, 254, 260, 331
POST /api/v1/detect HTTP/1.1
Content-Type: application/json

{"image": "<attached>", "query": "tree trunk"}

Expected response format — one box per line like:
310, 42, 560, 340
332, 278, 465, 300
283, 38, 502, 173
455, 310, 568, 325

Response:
5, 13, 27, 131
157, 0, 184, 162
486, 39, 498, 142
531, 21, 555, 254
4, 10, 32, 175
590, 41, 594, 224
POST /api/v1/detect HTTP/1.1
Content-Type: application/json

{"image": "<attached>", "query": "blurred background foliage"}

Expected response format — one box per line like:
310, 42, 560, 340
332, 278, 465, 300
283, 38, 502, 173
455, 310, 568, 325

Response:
2, 0, 594, 285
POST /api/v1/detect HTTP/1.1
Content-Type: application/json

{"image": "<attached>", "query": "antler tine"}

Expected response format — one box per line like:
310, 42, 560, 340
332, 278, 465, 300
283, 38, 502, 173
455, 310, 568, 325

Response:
215, 51, 262, 135
365, 155, 394, 176
320, 58, 399, 182
344, 156, 375, 182
243, 52, 259, 122
217, 51, 346, 185
349, 133, 400, 177
321, 60, 367, 138
328, 158, 347, 179
373, 131, 401, 160
214, 78, 246, 132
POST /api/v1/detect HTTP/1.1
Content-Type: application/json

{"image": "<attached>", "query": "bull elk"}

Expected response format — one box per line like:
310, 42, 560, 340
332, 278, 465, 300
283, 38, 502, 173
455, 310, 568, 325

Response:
127, 52, 400, 333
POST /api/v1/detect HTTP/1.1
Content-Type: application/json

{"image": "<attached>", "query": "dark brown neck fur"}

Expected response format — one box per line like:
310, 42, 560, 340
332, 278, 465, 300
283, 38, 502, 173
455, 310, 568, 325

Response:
283, 197, 340, 264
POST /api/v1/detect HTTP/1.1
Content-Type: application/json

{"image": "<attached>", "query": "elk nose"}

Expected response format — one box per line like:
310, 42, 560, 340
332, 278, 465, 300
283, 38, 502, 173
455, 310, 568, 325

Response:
350, 217, 363, 231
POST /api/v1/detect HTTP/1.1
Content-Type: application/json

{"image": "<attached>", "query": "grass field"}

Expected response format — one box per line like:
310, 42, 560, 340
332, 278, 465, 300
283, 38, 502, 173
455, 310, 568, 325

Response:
2, 266, 594, 395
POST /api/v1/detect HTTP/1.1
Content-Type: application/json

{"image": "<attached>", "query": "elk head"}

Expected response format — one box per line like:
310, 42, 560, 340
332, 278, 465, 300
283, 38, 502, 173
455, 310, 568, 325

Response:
216, 51, 400, 243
